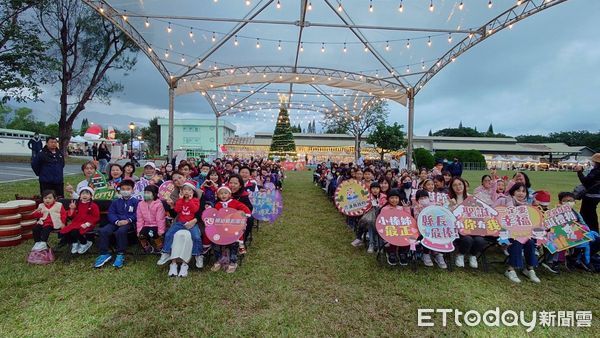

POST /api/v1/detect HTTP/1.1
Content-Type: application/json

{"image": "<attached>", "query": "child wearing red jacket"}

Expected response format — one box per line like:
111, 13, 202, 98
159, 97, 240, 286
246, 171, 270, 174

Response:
159, 181, 201, 278
31, 190, 67, 251
211, 185, 251, 274
59, 186, 100, 255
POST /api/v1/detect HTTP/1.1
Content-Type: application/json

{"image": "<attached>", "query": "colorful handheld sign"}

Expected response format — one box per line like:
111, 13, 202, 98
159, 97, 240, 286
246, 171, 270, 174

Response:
133, 178, 150, 201
376, 206, 419, 247
417, 205, 459, 252
158, 181, 176, 202
495, 205, 544, 244
543, 205, 591, 254
453, 197, 501, 237
249, 190, 283, 223
202, 207, 248, 245
334, 180, 371, 216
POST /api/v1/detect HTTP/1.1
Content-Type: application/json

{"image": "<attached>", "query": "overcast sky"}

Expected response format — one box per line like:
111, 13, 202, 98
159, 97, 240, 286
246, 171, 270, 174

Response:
23, 0, 600, 137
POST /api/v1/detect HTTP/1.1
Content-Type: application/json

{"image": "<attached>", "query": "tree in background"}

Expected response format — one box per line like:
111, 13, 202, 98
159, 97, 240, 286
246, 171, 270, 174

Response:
432, 127, 481, 138
486, 123, 494, 136
413, 148, 435, 170
321, 100, 388, 161
269, 104, 297, 160
366, 122, 406, 161
141, 117, 160, 155
36, 0, 138, 155
434, 150, 486, 166
0, 0, 49, 103
79, 118, 89, 136
516, 131, 600, 151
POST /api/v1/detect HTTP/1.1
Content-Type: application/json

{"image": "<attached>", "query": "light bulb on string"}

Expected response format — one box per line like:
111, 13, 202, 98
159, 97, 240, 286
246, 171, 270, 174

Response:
459, 1, 464, 10
321, 42, 325, 53
164, 50, 169, 58
144, 18, 150, 28
278, 40, 282, 51
364, 45, 369, 52
488, 1, 493, 9
147, 45, 152, 53
245, 0, 251, 6
385, 41, 390, 51
189, 28, 194, 39
406, 65, 410, 73
517, 0, 522, 5
398, 0, 403, 12
406, 39, 410, 49
429, 0, 434, 12
369, 0, 373, 12
122, 11, 128, 21
308, 1, 312, 10
421, 62, 426, 70
276, 0, 281, 9
300, 42, 304, 52
212, 32, 216, 42
427, 36, 432, 47
338, 1, 343, 12
234, 35, 239, 46
448, 33, 452, 43
167, 22, 172, 33
343, 42, 347, 53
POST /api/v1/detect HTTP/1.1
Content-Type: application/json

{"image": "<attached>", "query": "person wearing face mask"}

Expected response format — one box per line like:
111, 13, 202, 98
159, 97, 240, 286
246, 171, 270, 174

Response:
195, 163, 211, 187
136, 185, 166, 254
142, 162, 157, 181
94, 179, 139, 269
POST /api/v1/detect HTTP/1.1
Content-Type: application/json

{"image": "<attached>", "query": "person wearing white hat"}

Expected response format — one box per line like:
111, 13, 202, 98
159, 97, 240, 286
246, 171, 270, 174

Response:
142, 162, 157, 181
576, 153, 600, 233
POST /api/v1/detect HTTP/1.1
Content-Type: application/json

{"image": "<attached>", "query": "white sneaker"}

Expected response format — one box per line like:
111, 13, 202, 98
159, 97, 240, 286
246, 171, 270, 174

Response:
168, 262, 178, 277
195, 255, 204, 269
468, 255, 478, 269
71, 243, 80, 254
455, 254, 465, 268
505, 270, 521, 283
39, 242, 48, 250
367, 244, 374, 254
157, 253, 171, 266
522, 269, 541, 283
178, 263, 189, 277
351, 239, 363, 247
434, 253, 447, 269
32, 242, 42, 251
422, 254, 434, 267
78, 242, 93, 254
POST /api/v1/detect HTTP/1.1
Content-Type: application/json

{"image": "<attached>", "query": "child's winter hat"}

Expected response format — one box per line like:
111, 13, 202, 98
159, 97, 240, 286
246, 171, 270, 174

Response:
77, 186, 95, 196
217, 185, 232, 194
533, 190, 551, 206
182, 181, 197, 191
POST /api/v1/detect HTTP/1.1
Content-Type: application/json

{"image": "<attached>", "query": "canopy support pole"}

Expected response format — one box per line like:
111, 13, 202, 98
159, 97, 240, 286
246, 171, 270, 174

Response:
168, 84, 175, 163
407, 88, 415, 170
215, 114, 220, 159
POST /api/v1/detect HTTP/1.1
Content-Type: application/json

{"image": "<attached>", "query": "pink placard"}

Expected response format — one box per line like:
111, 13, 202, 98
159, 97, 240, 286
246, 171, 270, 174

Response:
495, 205, 544, 244
158, 181, 176, 201
376, 206, 419, 247
202, 207, 248, 245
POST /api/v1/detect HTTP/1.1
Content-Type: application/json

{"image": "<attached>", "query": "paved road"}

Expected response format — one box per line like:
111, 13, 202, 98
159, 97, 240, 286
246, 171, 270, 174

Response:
0, 162, 82, 183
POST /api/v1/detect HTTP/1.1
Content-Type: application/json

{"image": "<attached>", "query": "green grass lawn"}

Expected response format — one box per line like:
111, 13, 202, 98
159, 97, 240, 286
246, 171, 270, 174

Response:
0, 171, 598, 336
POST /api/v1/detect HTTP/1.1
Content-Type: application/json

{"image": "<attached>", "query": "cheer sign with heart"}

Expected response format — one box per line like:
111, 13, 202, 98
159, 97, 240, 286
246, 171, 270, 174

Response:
202, 207, 248, 245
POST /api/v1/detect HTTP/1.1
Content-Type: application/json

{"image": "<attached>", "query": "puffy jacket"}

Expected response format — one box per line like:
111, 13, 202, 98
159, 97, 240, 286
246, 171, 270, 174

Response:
136, 199, 166, 235
578, 167, 600, 196
31, 146, 65, 184
107, 197, 139, 225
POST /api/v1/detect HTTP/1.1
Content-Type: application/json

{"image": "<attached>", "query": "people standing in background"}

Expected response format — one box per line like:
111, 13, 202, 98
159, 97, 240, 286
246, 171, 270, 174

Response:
31, 136, 65, 197
97, 141, 111, 174
91, 143, 98, 161
28, 132, 43, 159
575, 153, 600, 233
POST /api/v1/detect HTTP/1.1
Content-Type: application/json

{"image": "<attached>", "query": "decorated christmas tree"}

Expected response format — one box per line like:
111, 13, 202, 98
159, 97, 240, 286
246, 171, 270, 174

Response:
269, 95, 297, 161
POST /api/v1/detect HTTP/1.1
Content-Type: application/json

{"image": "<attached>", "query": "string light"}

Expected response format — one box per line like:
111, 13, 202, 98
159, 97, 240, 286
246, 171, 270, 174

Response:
364, 45, 369, 52
122, 11, 128, 21
369, 0, 373, 12
385, 41, 390, 51
276, 0, 281, 9
167, 22, 172, 33
429, 0, 434, 12
398, 0, 404, 12
427, 36, 432, 47
212, 32, 216, 42
144, 18, 150, 28
278, 40, 282, 51
245, 0, 251, 5
99, 4, 104, 13
189, 28, 194, 38
343, 42, 347, 53
517, 0, 522, 5
256, 38, 260, 48
448, 33, 452, 43
459, 1, 464, 10
164, 51, 169, 58
488, 0, 493, 9
308, 1, 312, 10
147, 46, 152, 53
321, 42, 325, 53
300, 42, 304, 52
421, 62, 426, 70
406, 39, 410, 49
234, 35, 239, 46
338, 1, 343, 12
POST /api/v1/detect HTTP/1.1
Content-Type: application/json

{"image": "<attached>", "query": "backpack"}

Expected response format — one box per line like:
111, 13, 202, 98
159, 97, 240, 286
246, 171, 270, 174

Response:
27, 248, 55, 265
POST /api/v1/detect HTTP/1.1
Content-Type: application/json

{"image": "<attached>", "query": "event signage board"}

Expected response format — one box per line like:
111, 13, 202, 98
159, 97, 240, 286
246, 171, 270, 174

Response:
202, 207, 248, 245
334, 180, 371, 216
417, 205, 459, 253
453, 197, 501, 237
376, 207, 419, 247
249, 190, 283, 223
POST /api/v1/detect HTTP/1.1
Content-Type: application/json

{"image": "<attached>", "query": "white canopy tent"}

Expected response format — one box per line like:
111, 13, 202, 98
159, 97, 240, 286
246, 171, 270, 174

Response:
82, 0, 569, 164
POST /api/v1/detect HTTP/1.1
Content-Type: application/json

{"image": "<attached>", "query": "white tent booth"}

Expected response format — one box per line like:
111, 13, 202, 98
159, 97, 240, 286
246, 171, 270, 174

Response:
82, 0, 569, 165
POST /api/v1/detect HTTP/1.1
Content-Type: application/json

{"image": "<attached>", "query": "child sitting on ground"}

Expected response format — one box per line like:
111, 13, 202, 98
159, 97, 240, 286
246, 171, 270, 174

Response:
31, 190, 67, 252
59, 186, 100, 255
136, 185, 166, 253
211, 185, 251, 274
159, 181, 201, 278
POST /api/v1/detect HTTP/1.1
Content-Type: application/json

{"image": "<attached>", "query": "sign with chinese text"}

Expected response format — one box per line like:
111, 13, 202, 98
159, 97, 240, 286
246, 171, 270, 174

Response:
495, 205, 544, 244
158, 181, 176, 202
417, 205, 459, 252
249, 190, 283, 223
376, 206, 419, 247
543, 205, 592, 254
453, 197, 501, 237
202, 207, 248, 245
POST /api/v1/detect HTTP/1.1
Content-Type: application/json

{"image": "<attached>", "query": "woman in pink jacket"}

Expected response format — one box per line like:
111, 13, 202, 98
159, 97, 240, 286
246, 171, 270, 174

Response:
136, 185, 166, 253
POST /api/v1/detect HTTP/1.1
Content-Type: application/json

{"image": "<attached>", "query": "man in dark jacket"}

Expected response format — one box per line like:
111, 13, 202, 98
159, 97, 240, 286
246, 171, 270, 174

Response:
31, 137, 65, 197
577, 153, 600, 233
27, 132, 43, 159
449, 157, 463, 177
